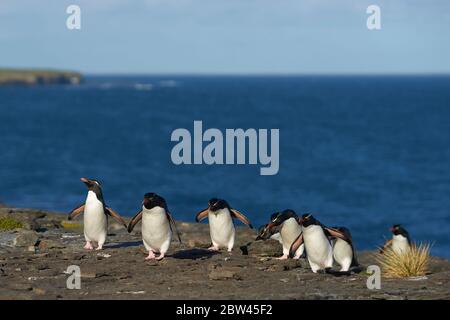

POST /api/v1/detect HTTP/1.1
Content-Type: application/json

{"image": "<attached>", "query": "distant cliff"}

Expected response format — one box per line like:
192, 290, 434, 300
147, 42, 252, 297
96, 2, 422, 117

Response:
0, 69, 83, 85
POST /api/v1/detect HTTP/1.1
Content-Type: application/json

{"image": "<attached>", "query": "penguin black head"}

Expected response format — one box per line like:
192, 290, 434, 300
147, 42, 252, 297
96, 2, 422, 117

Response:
80, 177, 101, 190
80, 177, 103, 199
390, 224, 410, 238
208, 198, 229, 212
256, 223, 281, 240
298, 213, 317, 227
256, 224, 269, 240
269, 209, 297, 227
143, 193, 167, 210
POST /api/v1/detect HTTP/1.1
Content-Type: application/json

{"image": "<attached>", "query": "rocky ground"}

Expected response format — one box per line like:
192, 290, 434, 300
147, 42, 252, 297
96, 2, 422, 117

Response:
0, 206, 449, 300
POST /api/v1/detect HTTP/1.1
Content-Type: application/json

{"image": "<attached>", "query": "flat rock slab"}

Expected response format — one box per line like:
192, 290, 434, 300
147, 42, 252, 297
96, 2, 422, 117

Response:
0, 208, 449, 300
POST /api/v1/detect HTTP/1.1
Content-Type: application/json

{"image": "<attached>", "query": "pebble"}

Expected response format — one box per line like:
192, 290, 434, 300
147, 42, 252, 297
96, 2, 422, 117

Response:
408, 276, 428, 281
61, 234, 80, 239
32, 288, 47, 295
116, 290, 145, 295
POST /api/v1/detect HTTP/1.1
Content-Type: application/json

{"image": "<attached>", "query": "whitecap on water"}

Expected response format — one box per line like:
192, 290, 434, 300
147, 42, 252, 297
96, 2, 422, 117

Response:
158, 80, 177, 87
134, 83, 153, 91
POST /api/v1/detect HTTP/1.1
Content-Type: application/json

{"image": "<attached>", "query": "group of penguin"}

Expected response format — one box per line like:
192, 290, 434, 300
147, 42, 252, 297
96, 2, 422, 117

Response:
68, 178, 412, 274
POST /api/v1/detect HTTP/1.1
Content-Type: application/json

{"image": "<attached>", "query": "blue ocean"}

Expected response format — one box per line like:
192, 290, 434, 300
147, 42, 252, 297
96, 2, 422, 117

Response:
0, 76, 449, 258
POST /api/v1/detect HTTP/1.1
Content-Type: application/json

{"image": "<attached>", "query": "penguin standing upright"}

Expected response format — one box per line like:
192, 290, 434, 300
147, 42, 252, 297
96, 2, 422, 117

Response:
127, 193, 181, 260
195, 198, 253, 252
329, 226, 359, 272
289, 213, 336, 273
257, 210, 304, 260
381, 224, 411, 255
68, 178, 127, 250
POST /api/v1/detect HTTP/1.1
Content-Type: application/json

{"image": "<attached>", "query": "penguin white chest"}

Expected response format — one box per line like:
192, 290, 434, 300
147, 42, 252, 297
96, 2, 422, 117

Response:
142, 207, 172, 253
208, 209, 235, 247
83, 191, 107, 242
280, 218, 303, 255
270, 233, 283, 244
392, 235, 410, 254
303, 225, 333, 271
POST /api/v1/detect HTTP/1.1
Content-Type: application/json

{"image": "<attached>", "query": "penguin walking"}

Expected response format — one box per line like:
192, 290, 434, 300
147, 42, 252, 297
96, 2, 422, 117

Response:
127, 193, 181, 260
289, 213, 337, 273
380, 224, 411, 255
195, 198, 253, 252
257, 210, 304, 260
68, 178, 127, 250
328, 226, 359, 272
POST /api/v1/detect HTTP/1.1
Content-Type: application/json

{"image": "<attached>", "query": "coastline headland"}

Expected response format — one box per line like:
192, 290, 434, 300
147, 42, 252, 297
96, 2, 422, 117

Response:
0, 68, 83, 85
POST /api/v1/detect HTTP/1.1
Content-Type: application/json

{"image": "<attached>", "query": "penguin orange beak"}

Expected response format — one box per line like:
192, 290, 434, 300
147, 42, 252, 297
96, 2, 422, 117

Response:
80, 177, 92, 187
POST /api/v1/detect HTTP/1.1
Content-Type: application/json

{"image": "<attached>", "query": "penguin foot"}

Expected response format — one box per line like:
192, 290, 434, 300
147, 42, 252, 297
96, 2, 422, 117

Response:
316, 269, 327, 274
95, 246, 103, 251
155, 253, 165, 261
84, 242, 93, 250
208, 246, 219, 252
145, 251, 156, 260
276, 254, 289, 260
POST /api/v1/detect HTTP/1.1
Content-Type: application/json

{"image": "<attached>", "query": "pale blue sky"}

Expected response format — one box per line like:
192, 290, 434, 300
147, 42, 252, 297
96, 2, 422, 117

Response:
0, 0, 449, 74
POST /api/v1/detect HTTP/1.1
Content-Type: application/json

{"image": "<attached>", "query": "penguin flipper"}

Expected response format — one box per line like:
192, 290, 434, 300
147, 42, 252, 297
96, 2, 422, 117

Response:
105, 207, 127, 228
324, 227, 352, 243
127, 210, 143, 233
289, 233, 304, 258
68, 204, 85, 220
195, 208, 209, 222
230, 209, 253, 229
166, 211, 182, 243
380, 239, 393, 254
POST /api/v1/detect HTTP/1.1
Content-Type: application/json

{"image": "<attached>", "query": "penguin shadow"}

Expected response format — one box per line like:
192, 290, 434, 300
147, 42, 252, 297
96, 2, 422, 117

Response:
323, 266, 363, 277
104, 241, 143, 249
171, 248, 220, 260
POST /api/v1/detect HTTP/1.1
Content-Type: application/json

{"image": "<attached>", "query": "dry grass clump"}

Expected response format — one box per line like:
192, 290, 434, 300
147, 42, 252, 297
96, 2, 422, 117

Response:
375, 243, 431, 278
0, 217, 23, 231
60, 220, 83, 230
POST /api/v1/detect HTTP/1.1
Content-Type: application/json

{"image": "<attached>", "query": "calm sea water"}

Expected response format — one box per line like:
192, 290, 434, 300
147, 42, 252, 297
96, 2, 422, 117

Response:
0, 76, 449, 258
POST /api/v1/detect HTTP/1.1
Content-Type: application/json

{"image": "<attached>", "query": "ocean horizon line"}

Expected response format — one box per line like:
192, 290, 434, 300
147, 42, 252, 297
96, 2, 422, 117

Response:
83, 72, 450, 78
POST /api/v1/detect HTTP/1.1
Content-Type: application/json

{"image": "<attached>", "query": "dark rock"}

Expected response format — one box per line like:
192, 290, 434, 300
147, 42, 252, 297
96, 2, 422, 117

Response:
0, 231, 16, 247
240, 239, 282, 256
13, 230, 40, 247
